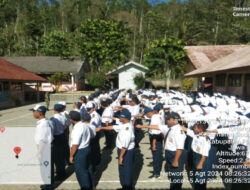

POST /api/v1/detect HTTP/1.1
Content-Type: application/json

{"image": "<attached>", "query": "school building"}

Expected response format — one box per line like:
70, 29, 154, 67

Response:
185, 45, 250, 100
0, 58, 47, 108
106, 61, 149, 90
1, 56, 88, 92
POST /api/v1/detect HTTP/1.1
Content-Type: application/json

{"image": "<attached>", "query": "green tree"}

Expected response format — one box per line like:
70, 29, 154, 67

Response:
133, 73, 146, 89
144, 38, 187, 91
77, 19, 129, 72
40, 31, 72, 57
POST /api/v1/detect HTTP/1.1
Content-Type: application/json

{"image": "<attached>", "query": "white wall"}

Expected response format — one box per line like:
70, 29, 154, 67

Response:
118, 67, 145, 90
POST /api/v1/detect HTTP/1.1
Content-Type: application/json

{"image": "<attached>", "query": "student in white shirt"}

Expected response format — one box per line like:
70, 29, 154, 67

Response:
85, 103, 102, 186
142, 106, 164, 179
32, 105, 54, 187
73, 102, 82, 112
58, 101, 71, 166
69, 110, 93, 190
96, 109, 135, 190
50, 104, 67, 180
137, 112, 186, 190
181, 122, 211, 190
79, 96, 87, 110
101, 100, 114, 148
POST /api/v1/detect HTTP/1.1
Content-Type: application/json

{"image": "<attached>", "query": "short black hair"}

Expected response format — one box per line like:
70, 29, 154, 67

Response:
69, 111, 81, 122
101, 100, 108, 107
131, 96, 140, 105
195, 121, 208, 131
79, 96, 87, 103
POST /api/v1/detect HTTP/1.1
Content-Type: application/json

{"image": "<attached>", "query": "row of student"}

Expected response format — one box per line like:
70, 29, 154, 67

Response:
33, 89, 250, 190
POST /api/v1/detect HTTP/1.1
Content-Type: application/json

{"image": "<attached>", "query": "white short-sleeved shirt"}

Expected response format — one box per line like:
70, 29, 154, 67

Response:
130, 105, 140, 121
187, 129, 211, 156
159, 109, 165, 124
90, 111, 101, 128
101, 106, 114, 123
113, 123, 135, 150
111, 100, 120, 109
149, 114, 163, 135
34, 118, 53, 145
89, 123, 96, 139
70, 122, 91, 149
50, 113, 66, 135
159, 124, 186, 151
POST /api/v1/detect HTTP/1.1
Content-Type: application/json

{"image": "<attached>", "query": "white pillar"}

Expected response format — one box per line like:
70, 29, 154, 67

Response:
70, 73, 74, 91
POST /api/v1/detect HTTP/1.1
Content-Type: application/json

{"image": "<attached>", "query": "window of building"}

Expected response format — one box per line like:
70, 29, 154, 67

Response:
229, 74, 242, 87
216, 74, 226, 87
3, 82, 9, 90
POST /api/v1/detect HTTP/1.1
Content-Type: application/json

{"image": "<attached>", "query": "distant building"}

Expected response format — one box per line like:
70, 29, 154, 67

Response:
107, 61, 149, 90
0, 58, 46, 108
185, 45, 250, 100
2, 56, 88, 91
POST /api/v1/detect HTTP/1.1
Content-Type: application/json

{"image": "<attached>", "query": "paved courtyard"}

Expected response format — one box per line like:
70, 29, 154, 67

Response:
0, 102, 227, 190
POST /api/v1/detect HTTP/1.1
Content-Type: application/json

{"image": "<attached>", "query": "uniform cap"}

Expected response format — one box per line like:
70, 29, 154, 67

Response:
120, 109, 131, 120
143, 107, 153, 115
54, 104, 64, 112
153, 104, 161, 112
31, 105, 46, 114
166, 112, 181, 121
58, 101, 66, 107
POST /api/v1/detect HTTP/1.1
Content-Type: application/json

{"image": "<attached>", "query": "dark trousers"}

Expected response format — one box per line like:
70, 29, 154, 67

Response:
89, 133, 101, 186
101, 122, 114, 148
134, 119, 143, 146
74, 146, 93, 190
165, 149, 186, 190
64, 128, 70, 164
118, 148, 134, 190
192, 152, 209, 190
149, 134, 163, 176
53, 134, 66, 176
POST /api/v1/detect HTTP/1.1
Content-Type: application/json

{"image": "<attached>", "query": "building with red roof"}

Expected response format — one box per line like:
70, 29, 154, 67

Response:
0, 58, 47, 108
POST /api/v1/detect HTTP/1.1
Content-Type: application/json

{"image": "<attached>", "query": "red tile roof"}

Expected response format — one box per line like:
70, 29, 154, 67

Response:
184, 45, 246, 69
185, 46, 250, 77
0, 58, 47, 82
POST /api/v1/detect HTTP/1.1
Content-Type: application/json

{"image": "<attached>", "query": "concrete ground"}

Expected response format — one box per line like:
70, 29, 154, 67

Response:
0, 102, 228, 190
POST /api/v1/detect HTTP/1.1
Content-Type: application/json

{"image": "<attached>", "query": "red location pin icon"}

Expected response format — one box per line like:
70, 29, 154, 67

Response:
0, 127, 5, 133
14, 147, 21, 159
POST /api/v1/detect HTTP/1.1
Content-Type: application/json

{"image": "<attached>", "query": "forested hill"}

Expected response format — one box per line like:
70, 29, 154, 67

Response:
0, 0, 249, 63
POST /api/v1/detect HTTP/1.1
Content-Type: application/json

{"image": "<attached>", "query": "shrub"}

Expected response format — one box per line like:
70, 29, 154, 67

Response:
48, 72, 68, 92
86, 72, 106, 88
134, 73, 146, 89
182, 78, 194, 92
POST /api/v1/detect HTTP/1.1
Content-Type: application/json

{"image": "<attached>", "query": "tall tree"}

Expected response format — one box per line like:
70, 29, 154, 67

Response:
77, 19, 129, 72
39, 30, 72, 57
144, 38, 187, 91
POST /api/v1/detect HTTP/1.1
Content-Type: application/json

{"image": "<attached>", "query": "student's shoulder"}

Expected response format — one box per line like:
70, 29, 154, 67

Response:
174, 125, 185, 135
